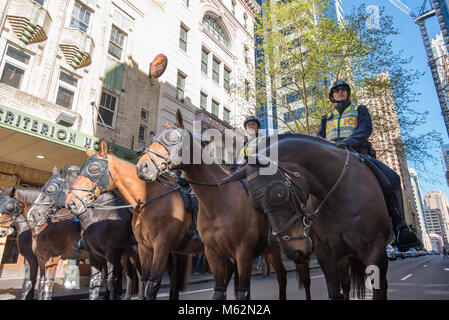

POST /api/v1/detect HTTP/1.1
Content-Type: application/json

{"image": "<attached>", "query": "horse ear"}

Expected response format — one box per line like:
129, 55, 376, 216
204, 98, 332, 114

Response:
61, 163, 68, 175
175, 109, 184, 129
99, 139, 108, 156
86, 147, 95, 157
52, 167, 59, 175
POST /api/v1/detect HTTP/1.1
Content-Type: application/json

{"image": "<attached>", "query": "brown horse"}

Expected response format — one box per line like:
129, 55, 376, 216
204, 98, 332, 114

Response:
28, 166, 143, 300
65, 140, 200, 300
225, 133, 392, 299
0, 197, 38, 300
135, 110, 313, 300
0, 185, 89, 300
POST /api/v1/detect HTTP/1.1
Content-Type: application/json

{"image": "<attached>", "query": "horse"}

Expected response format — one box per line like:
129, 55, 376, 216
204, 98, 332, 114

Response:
65, 140, 293, 300
0, 195, 38, 300
65, 140, 200, 300
27, 166, 143, 300
135, 110, 313, 300
220, 132, 392, 299
0, 184, 89, 300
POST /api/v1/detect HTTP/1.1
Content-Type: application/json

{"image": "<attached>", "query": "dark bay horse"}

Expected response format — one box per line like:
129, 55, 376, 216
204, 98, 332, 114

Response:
65, 140, 201, 300
28, 166, 143, 300
0, 197, 38, 300
0, 185, 89, 300
135, 110, 312, 300
229, 133, 392, 299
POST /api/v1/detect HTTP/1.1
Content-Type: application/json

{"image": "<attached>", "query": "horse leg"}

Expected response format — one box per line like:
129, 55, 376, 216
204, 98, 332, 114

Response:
316, 251, 344, 300
146, 244, 169, 300
21, 258, 36, 300
267, 247, 287, 300
338, 258, 351, 300
106, 258, 123, 300
41, 256, 60, 300
138, 246, 153, 300
130, 255, 144, 300
102, 263, 110, 300
37, 258, 45, 300
121, 256, 135, 300
204, 247, 229, 300
88, 264, 103, 300
235, 249, 254, 300
363, 247, 389, 300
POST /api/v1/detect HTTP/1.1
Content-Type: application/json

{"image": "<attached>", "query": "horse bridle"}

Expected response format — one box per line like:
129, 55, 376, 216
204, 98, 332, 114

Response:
70, 155, 116, 212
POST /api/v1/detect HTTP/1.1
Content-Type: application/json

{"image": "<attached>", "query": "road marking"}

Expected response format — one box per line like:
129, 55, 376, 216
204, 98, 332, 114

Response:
444, 268, 449, 271
423, 265, 428, 268
157, 288, 214, 298
311, 275, 325, 279
401, 274, 413, 281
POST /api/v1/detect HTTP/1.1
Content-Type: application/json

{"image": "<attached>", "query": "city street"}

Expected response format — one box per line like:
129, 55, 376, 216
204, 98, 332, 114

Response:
155, 255, 449, 300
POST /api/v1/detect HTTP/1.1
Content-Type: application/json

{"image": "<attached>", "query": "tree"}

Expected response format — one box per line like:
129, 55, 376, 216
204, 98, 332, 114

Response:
251, 0, 441, 170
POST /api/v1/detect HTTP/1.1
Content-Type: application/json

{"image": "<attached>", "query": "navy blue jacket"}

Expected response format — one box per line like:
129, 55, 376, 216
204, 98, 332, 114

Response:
317, 100, 374, 155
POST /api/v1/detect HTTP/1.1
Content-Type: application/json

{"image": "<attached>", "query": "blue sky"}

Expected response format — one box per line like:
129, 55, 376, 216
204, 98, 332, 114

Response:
342, 0, 449, 198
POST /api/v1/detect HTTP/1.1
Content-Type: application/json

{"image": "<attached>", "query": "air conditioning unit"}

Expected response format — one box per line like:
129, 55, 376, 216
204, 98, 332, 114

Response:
56, 112, 76, 127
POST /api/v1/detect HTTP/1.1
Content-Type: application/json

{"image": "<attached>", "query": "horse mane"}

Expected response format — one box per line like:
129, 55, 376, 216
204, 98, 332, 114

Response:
276, 132, 336, 148
6, 186, 42, 205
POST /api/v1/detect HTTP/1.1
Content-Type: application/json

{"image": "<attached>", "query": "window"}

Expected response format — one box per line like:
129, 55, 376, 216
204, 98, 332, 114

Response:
243, 13, 248, 29
231, 0, 236, 15
108, 26, 126, 60
141, 109, 148, 121
200, 92, 208, 109
201, 49, 209, 74
224, 67, 231, 92
97, 90, 118, 128
33, 0, 44, 5
212, 58, 220, 83
202, 16, 229, 48
55, 70, 78, 109
177, 72, 186, 102
179, 25, 188, 52
244, 80, 250, 101
212, 100, 219, 117
224, 108, 231, 124
70, 2, 91, 33
138, 124, 147, 142
244, 46, 249, 65
0, 45, 31, 89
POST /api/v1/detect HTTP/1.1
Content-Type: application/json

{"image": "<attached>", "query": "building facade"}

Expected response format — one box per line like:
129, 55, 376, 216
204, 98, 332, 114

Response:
423, 191, 449, 238
424, 207, 449, 247
429, 233, 444, 253
441, 143, 449, 186
409, 168, 433, 250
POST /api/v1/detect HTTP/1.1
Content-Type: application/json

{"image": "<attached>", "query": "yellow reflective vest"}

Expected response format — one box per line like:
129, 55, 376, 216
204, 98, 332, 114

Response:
325, 105, 358, 141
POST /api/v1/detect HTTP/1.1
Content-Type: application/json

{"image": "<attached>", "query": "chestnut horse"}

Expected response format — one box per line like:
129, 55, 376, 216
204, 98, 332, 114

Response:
135, 110, 313, 300
65, 140, 200, 300
0, 198, 38, 300
27, 166, 143, 300
0, 185, 88, 300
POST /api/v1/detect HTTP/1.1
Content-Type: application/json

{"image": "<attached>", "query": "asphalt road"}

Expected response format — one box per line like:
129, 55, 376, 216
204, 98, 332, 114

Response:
153, 255, 449, 300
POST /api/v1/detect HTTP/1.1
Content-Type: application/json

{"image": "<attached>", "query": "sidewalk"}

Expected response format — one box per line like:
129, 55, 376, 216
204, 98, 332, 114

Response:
0, 258, 319, 300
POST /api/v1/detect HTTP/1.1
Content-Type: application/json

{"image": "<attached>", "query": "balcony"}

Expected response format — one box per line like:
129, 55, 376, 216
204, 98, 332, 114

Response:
6, 0, 52, 45
59, 28, 95, 69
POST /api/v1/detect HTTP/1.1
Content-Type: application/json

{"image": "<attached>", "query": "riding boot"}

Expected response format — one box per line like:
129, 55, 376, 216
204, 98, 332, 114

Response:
73, 239, 84, 252
389, 189, 419, 251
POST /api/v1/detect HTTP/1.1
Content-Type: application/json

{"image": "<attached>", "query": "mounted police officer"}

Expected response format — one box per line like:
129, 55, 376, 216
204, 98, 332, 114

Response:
317, 80, 419, 251
229, 116, 261, 173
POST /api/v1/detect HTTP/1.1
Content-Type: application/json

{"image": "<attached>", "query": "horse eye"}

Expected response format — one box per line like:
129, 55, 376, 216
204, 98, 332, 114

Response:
46, 184, 57, 194
87, 163, 101, 175
5, 202, 13, 211
165, 131, 179, 143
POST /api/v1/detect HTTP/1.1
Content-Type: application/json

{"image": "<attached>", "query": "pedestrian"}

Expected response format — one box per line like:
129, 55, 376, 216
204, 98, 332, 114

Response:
256, 256, 262, 271
317, 80, 419, 251
63, 258, 80, 289
193, 253, 203, 274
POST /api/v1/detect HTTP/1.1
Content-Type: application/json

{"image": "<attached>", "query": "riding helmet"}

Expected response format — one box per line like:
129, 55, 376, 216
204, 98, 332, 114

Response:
328, 80, 351, 103
243, 116, 261, 130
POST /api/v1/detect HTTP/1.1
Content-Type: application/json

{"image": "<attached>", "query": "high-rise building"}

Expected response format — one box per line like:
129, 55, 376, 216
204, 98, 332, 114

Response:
424, 191, 449, 227
429, 233, 444, 253
441, 143, 449, 186
424, 207, 449, 247
359, 71, 419, 230
409, 168, 432, 250
431, 33, 449, 107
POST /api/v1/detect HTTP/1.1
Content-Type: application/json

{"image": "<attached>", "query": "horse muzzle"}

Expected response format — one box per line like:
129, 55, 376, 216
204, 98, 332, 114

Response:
137, 160, 158, 182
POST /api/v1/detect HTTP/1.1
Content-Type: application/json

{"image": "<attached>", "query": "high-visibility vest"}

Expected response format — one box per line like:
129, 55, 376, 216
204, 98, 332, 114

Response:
238, 136, 258, 163
325, 105, 358, 141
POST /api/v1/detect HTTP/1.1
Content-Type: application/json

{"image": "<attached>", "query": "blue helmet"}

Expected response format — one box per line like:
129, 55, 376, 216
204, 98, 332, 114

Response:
328, 80, 351, 102
243, 116, 261, 130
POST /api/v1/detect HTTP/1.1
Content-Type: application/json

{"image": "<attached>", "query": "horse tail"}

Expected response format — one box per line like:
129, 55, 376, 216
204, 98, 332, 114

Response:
296, 263, 303, 289
349, 257, 366, 300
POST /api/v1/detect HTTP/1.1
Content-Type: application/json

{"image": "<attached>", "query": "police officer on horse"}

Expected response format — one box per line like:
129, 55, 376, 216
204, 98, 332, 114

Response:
229, 116, 261, 173
317, 80, 420, 251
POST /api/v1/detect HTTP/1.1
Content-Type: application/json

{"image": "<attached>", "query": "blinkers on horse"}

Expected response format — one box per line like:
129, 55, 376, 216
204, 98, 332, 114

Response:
0, 190, 21, 217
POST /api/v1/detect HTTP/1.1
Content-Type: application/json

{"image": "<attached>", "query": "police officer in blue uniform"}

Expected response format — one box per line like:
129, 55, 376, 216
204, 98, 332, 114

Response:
317, 80, 419, 251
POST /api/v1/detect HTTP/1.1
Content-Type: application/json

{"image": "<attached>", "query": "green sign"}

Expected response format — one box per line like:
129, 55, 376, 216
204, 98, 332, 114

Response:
0, 104, 138, 162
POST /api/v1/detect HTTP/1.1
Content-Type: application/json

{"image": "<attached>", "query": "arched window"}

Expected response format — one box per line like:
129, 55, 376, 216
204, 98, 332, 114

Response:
202, 15, 229, 48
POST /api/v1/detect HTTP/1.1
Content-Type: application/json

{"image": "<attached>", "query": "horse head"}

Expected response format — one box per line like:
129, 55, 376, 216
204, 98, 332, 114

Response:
136, 109, 199, 182
65, 140, 115, 215
0, 187, 21, 218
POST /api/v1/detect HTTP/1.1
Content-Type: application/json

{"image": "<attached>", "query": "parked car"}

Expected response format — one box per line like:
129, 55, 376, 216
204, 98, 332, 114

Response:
394, 247, 405, 259
386, 245, 396, 260
417, 250, 426, 256
427, 250, 436, 255
405, 248, 418, 258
